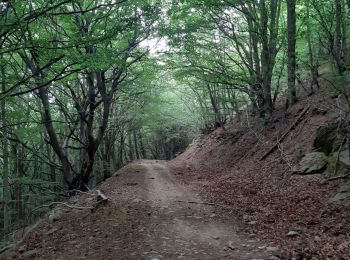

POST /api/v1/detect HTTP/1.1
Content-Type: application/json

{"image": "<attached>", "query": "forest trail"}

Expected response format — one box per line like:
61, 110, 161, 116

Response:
136, 160, 269, 259
3, 160, 279, 260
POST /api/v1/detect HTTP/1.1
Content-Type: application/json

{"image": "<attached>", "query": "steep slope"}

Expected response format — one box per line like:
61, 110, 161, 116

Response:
171, 94, 350, 258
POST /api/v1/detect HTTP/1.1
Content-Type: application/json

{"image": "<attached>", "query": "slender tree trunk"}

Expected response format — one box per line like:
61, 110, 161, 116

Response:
306, 0, 319, 91
138, 131, 146, 159
207, 85, 222, 127
128, 131, 134, 161
133, 130, 140, 160
38, 86, 73, 187
335, 0, 345, 73
259, 0, 278, 119
1, 63, 10, 235
117, 132, 125, 169
287, 0, 297, 106
18, 143, 25, 221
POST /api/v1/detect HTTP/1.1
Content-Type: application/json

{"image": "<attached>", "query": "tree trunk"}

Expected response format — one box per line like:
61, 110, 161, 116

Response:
138, 131, 146, 159
128, 131, 135, 161
1, 63, 10, 235
306, 0, 319, 91
287, 0, 297, 106
117, 132, 125, 169
38, 86, 73, 187
335, 0, 345, 73
133, 130, 140, 160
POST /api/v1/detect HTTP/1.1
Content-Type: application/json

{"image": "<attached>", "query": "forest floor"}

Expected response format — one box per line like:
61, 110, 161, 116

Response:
2, 160, 279, 260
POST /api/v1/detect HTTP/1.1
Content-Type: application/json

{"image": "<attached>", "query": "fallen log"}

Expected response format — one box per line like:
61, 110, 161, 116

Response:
260, 105, 310, 161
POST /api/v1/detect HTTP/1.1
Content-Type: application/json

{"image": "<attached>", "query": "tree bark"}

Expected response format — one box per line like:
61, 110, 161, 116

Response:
287, 0, 297, 106
335, 0, 345, 73
306, 0, 320, 91
133, 130, 140, 160
1, 61, 10, 235
138, 131, 146, 159
128, 131, 135, 161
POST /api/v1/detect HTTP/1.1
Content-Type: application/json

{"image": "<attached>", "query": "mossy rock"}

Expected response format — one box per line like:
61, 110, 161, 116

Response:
293, 152, 328, 175
313, 124, 343, 155
329, 182, 350, 203
326, 149, 350, 178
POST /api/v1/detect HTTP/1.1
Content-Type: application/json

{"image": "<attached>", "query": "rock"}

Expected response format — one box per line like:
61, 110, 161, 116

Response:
46, 226, 59, 235
329, 181, 350, 202
269, 256, 281, 260
242, 215, 252, 222
48, 210, 63, 223
22, 249, 39, 259
287, 231, 299, 237
314, 236, 322, 242
311, 107, 327, 116
293, 152, 328, 174
227, 241, 236, 250
313, 124, 342, 155
326, 149, 350, 178
132, 198, 142, 203
266, 246, 279, 252
248, 221, 257, 225
337, 241, 350, 251
18, 245, 27, 253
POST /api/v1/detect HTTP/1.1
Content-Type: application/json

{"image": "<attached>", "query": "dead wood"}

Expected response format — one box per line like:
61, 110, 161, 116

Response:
321, 174, 350, 184
90, 190, 109, 212
333, 136, 347, 176
176, 200, 228, 207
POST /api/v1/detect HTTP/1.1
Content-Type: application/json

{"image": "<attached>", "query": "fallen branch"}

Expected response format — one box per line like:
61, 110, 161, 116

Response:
333, 136, 346, 176
277, 138, 293, 171
0, 245, 14, 254
321, 174, 350, 184
96, 189, 108, 201
260, 105, 311, 161
176, 200, 229, 207
91, 190, 109, 212
66, 189, 96, 196
33, 202, 94, 211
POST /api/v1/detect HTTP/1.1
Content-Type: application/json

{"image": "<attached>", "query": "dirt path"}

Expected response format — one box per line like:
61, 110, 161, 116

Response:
118, 160, 271, 259
2, 160, 278, 260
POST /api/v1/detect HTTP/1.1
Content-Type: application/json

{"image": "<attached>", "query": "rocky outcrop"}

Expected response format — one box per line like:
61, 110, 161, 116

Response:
326, 149, 350, 178
313, 123, 344, 155
293, 152, 328, 174
330, 182, 350, 202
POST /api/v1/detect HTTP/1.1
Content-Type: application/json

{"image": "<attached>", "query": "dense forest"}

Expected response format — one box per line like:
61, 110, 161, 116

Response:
1, 0, 350, 249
